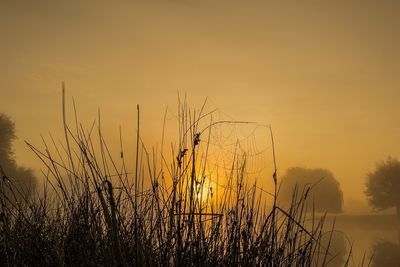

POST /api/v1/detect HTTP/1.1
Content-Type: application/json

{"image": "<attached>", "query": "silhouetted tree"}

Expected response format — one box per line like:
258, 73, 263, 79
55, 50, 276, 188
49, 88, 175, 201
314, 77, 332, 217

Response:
279, 167, 343, 213
0, 113, 36, 206
366, 157, 400, 243
0, 113, 16, 167
365, 157, 400, 212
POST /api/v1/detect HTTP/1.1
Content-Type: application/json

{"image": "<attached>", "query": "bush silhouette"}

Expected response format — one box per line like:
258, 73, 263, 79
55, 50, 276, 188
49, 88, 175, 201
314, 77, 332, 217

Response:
370, 240, 400, 267
279, 167, 343, 213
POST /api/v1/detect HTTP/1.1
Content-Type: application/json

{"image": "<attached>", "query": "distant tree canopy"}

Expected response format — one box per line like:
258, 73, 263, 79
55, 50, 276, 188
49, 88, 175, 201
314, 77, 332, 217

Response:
365, 157, 400, 211
0, 113, 36, 202
0, 113, 16, 166
279, 167, 343, 213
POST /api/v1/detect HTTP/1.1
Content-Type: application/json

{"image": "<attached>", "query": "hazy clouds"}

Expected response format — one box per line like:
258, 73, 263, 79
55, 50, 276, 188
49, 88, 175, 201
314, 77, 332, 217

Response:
1, 0, 400, 207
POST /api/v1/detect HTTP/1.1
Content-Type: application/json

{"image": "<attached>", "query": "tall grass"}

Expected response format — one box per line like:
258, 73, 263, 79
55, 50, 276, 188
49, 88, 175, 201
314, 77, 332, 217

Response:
0, 94, 352, 266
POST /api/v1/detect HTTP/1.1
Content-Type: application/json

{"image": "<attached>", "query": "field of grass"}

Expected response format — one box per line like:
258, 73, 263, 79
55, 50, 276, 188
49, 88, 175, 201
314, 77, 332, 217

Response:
0, 96, 354, 266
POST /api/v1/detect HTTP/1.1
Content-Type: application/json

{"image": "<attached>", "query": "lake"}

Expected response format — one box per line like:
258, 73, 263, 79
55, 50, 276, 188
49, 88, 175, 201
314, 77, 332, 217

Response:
324, 214, 399, 266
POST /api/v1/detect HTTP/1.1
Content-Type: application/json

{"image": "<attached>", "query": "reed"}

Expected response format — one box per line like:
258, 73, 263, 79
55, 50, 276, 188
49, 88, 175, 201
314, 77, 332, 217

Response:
0, 96, 351, 266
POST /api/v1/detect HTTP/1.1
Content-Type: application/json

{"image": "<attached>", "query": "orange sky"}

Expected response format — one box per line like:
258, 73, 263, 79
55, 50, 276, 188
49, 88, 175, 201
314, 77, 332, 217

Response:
1, 0, 400, 212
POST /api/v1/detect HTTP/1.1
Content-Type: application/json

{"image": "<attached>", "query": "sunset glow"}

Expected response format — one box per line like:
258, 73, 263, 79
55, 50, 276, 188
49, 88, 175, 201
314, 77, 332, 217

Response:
1, 1, 400, 265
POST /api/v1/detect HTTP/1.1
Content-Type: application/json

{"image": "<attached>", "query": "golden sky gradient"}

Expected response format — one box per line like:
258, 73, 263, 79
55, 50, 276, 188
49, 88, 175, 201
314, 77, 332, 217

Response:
1, 0, 400, 211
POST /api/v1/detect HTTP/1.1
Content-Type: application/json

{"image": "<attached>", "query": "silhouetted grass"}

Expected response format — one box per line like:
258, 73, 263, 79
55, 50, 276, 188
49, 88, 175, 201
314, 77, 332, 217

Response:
0, 95, 353, 266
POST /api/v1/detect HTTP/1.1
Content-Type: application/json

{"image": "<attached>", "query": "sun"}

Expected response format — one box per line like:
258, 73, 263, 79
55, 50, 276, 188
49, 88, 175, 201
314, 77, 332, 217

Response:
196, 176, 214, 202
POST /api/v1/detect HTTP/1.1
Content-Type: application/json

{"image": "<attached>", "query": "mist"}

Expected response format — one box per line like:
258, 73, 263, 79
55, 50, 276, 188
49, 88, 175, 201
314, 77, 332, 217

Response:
1, 0, 400, 266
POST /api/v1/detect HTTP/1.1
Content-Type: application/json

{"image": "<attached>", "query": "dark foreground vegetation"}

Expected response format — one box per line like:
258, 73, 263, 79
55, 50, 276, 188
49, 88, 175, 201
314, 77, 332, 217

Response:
0, 95, 353, 266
